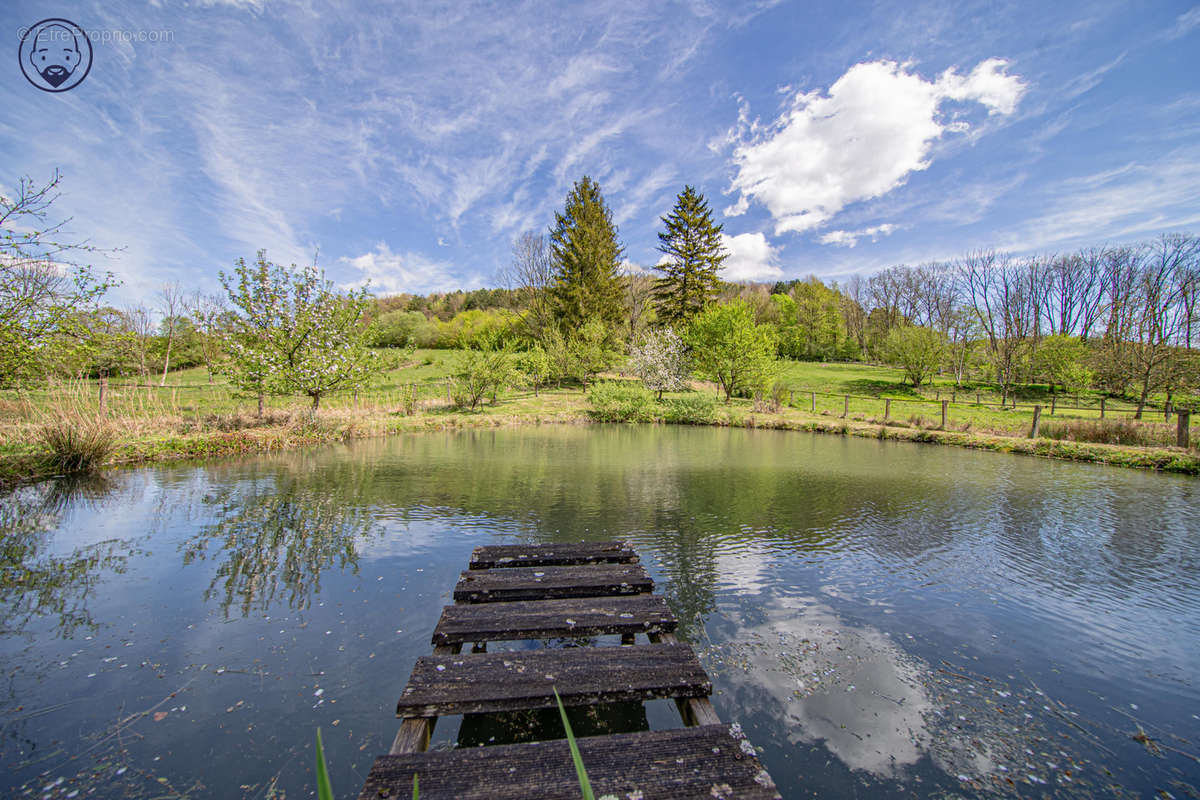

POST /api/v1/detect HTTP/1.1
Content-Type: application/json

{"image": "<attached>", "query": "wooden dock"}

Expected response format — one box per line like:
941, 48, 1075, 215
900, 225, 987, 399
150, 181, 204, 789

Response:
358, 541, 781, 800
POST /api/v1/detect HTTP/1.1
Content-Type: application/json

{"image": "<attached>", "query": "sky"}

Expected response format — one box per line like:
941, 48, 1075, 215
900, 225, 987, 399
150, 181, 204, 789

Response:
2, 0, 1199, 304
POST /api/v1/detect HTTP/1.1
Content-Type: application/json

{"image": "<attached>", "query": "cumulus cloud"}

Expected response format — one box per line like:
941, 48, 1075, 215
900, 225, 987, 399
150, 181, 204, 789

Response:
719, 231, 782, 281
725, 59, 1027, 235
339, 243, 476, 295
818, 223, 899, 248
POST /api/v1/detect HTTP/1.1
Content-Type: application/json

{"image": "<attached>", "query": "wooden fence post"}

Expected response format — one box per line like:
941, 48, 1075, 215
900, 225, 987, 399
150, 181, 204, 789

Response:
951, 390, 956, 403
940, 399, 948, 430
1100, 397, 1106, 419
1164, 401, 1172, 422
98, 374, 108, 416
1030, 405, 1042, 438
884, 398, 891, 422
1178, 410, 1191, 449
843, 395, 849, 418
446, 379, 452, 404
788, 390, 794, 407
976, 393, 981, 406
810, 392, 816, 413
1050, 395, 1056, 416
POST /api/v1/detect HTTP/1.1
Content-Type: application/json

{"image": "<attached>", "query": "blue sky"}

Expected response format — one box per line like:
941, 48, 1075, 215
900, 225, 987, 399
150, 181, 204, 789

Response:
3, 1, 1199, 303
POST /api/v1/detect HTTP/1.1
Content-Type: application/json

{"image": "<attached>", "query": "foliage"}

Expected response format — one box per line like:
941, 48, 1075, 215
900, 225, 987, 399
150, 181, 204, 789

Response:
629, 327, 689, 399
686, 301, 778, 402
586, 381, 657, 422
661, 393, 718, 424
883, 326, 946, 387
566, 319, 619, 388
220, 251, 382, 410
1034, 334, 1092, 392
514, 344, 551, 396
549, 176, 625, 332
0, 171, 116, 387
451, 349, 495, 410
653, 185, 725, 326
773, 279, 854, 361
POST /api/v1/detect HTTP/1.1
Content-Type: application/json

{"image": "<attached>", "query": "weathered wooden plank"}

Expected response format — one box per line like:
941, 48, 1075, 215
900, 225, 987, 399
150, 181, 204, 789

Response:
469, 541, 638, 570
650, 631, 723, 727
432, 595, 677, 646
388, 644, 458, 755
359, 724, 782, 800
395, 643, 710, 718
453, 564, 652, 604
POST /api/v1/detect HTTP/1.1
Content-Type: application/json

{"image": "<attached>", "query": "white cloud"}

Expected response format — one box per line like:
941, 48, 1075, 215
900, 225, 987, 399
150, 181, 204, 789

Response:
719, 231, 782, 281
725, 59, 1027, 235
339, 243, 475, 295
819, 223, 898, 248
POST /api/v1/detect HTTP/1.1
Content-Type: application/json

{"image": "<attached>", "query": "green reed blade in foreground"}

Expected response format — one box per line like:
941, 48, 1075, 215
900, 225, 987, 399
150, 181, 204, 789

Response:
315, 728, 334, 800
554, 688, 595, 800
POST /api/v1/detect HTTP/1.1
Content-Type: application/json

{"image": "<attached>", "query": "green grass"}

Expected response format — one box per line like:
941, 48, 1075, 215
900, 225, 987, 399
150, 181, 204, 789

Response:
555, 688, 595, 800
1, 351, 1196, 482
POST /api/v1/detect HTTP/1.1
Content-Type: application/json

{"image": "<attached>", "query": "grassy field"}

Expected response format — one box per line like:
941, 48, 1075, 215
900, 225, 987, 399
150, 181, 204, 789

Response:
1, 350, 1196, 481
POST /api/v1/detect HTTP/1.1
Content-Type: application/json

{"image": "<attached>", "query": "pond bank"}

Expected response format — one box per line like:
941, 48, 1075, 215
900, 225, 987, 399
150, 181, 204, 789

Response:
2, 388, 1198, 485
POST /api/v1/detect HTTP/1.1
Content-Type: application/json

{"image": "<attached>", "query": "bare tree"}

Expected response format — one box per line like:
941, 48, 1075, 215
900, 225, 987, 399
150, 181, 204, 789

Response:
157, 282, 185, 385
189, 291, 228, 384
1128, 234, 1199, 417
960, 250, 1038, 405
620, 265, 655, 346
123, 303, 155, 379
499, 231, 555, 344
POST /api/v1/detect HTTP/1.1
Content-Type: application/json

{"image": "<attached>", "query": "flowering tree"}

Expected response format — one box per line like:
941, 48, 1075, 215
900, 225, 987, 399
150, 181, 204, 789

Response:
629, 328, 689, 399
1, 170, 116, 387
220, 251, 380, 411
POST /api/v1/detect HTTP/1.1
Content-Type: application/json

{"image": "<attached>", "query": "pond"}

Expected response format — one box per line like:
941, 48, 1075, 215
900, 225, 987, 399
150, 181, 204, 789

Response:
2, 425, 1198, 798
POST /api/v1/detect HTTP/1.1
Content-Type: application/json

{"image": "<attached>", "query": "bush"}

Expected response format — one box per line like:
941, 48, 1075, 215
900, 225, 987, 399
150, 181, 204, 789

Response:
661, 394, 718, 424
37, 413, 118, 472
587, 382, 657, 423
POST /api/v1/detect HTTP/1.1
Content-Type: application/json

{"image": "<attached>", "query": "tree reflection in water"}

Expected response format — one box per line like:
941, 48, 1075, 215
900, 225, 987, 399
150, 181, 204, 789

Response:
182, 470, 382, 618
0, 474, 135, 639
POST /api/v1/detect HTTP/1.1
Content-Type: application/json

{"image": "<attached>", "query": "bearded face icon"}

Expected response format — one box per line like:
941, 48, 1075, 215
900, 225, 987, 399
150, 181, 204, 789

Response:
29, 24, 82, 88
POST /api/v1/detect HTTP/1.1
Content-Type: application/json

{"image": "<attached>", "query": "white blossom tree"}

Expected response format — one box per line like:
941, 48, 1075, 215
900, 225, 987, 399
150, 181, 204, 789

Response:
220, 251, 381, 411
629, 327, 689, 399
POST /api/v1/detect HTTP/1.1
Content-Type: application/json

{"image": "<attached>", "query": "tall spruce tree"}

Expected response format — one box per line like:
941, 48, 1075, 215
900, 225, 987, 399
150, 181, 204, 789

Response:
548, 176, 624, 332
653, 185, 726, 326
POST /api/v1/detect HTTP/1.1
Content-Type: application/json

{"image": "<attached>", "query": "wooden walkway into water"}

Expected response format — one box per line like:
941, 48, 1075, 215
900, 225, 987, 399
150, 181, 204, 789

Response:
358, 541, 781, 799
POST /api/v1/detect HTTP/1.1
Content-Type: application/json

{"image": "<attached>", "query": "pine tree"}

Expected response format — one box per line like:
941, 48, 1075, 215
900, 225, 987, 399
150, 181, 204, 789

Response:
548, 176, 625, 332
653, 185, 727, 326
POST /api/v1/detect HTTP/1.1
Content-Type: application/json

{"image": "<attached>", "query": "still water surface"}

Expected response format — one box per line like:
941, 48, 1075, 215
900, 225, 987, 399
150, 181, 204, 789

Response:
2, 426, 1198, 798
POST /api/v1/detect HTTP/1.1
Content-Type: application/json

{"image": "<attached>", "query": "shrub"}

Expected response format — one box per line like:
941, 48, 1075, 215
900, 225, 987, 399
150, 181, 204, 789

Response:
661, 394, 718, 424
37, 413, 118, 472
587, 382, 657, 422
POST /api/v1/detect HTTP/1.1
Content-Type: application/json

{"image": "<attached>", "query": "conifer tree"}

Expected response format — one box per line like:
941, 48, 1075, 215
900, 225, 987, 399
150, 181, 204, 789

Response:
548, 176, 624, 332
653, 185, 727, 326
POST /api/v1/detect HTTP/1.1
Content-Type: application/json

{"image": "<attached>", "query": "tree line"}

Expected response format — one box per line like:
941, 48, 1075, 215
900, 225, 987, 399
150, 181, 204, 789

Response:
3, 168, 1198, 416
